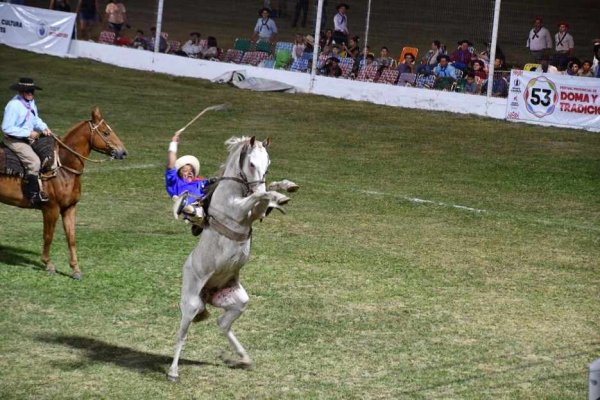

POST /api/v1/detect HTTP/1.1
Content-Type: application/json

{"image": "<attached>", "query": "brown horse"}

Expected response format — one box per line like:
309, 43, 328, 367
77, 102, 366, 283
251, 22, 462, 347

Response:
0, 107, 127, 279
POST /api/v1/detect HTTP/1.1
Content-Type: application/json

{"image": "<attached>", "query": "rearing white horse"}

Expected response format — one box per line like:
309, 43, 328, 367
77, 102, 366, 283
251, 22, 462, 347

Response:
168, 136, 279, 381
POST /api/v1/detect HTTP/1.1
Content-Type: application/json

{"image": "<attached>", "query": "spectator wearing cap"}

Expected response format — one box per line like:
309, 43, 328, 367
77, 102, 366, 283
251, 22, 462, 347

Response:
450, 40, 474, 71
527, 16, 552, 63
252, 8, 278, 43
332, 3, 349, 45
552, 22, 574, 71
433, 54, 457, 79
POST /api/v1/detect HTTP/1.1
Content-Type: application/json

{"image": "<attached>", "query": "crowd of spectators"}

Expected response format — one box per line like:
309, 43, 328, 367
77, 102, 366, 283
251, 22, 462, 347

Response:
60, 0, 600, 98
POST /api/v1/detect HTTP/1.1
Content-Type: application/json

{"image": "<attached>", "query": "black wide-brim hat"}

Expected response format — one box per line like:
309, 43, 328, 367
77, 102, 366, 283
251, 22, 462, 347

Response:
258, 7, 271, 16
336, 3, 350, 10
9, 77, 42, 92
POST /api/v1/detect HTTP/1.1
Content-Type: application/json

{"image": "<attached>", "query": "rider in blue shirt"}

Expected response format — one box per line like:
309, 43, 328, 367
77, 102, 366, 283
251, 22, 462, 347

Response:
166, 134, 211, 228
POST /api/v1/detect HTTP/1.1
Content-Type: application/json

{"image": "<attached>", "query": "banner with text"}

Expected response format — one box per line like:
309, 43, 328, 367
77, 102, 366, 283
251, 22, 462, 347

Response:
506, 70, 600, 131
0, 3, 75, 56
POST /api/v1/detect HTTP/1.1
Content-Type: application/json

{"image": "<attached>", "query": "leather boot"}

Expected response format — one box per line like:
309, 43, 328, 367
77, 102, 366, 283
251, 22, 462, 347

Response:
24, 174, 49, 207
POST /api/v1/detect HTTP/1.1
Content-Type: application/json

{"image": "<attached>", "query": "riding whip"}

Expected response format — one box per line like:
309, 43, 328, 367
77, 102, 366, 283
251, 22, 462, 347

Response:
174, 103, 231, 136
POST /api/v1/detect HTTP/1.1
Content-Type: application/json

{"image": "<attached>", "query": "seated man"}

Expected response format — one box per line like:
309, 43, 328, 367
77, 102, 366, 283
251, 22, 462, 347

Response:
433, 54, 457, 90
179, 32, 204, 58
451, 39, 474, 71
2, 77, 53, 207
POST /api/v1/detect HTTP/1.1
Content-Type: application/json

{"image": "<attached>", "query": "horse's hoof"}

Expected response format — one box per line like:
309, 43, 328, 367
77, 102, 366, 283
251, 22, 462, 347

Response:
224, 358, 253, 370
46, 268, 56, 275
72, 272, 82, 280
166, 373, 178, 382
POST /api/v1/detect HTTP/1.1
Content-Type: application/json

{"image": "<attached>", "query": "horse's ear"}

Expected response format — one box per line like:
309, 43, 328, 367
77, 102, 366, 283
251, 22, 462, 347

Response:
262, 137, 271, 148
91, 106, 102, 123
249, 136, 256, 146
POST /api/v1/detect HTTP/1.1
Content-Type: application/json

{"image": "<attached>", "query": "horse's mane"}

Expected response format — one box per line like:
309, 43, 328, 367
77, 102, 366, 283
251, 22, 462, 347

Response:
215, 136, 263, 178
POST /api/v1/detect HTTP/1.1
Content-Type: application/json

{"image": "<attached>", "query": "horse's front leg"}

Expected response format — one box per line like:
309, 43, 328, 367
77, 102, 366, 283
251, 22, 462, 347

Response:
234, 192, 271, 220
41, 206, 60, 274
61, 205, 81, 280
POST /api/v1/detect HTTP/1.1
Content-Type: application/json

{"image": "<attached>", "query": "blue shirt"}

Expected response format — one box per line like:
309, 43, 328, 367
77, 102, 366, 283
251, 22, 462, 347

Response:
2, 95, 48, 138
165, 167, 209, 200
433, 63, 457, 79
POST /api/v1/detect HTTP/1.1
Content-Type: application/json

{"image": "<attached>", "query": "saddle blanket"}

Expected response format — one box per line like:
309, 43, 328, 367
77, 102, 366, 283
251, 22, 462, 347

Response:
0, 135, 56, 177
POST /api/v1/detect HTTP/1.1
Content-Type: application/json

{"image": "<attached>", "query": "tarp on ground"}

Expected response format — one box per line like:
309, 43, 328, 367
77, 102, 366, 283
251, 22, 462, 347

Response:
212, 70, 295, 93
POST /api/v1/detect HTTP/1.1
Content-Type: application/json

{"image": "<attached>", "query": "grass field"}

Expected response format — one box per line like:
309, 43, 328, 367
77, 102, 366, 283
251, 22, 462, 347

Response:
1, 44, 600, 399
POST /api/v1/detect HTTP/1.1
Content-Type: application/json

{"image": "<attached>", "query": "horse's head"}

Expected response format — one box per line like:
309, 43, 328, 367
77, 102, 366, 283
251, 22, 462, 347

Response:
238, 136, 271, 194
88, 107, 128, 159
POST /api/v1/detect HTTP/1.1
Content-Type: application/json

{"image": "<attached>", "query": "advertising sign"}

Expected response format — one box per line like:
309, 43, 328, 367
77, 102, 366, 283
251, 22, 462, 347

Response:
0, 3, 75, 56
506, 70, 600, 131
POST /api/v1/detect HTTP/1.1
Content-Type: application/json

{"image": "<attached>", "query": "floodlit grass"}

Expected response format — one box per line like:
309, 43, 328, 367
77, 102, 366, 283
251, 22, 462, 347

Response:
1, 45, 599, 399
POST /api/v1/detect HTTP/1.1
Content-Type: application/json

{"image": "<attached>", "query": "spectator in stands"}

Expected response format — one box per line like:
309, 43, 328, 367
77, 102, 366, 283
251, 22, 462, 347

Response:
578, 60, 594, 77
552, 22, 574, 71
341, 35, 359, 59
375, 46, 394, 71
75, 0, 101, 41
469, 59, 487, 81
292, 0, 308, 28
49, 0, 71, 12
149, 26, 168, 53
320, 44, 334, 59
320, 57, 343, 77
450, 40, 474, 71
332, 3, 349, 45
130, 29, 148, 50
479, 41, 505, 66
527, 16, 552, 63
180, 32, 203, 58
202, 36, 219, 59
482, 71, 508, 97
304, 34, 315, 53
536, 57, 559, 74
416, 40, 444, 76
322, 29, 334, 49
565, 60, 580, 76
433, 54, 457, 79
464, 73, 479, 95
592, 40, 600, 78
292, 34, 306, 61
105, 0, 127, 36
396, 52, 415, 74
252, 8, 278, 43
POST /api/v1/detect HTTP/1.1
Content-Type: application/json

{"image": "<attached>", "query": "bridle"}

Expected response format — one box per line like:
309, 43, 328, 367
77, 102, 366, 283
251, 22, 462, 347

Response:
218, 144, 268, 197
52, 119, 119, 175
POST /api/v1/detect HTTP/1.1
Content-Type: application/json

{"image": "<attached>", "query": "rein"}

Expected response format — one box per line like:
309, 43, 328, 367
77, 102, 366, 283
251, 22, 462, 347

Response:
52, 119, 118, 175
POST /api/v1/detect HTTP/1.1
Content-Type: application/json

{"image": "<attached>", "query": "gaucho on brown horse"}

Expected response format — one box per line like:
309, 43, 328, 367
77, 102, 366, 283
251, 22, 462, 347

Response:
0, 106, 127, 279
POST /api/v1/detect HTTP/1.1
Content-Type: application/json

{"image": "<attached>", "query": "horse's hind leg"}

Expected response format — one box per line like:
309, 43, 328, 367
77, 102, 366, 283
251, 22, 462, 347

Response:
213, 283, 252, 368
167, 259, 212, 381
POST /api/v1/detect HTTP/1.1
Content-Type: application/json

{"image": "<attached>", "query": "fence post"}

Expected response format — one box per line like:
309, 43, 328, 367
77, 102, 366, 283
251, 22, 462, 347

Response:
309, 0, 325, 93
486, 0, 502, 107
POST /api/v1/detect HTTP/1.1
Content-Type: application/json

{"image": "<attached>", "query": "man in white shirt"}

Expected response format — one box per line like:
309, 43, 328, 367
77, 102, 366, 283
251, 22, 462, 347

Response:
332, 3, 349, 45
181, 32, 204, 58
252, 8, 278, 43
552, 22, 574, 71
527, 16, 552, 63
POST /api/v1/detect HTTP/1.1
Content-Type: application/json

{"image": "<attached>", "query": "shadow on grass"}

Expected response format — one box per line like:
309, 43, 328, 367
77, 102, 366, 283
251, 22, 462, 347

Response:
0, 244, 44, 270
38, 335, 215, 376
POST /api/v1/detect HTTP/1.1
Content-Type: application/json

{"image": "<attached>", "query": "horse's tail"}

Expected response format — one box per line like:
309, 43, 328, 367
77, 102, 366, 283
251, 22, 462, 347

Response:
193, 308, 210, 323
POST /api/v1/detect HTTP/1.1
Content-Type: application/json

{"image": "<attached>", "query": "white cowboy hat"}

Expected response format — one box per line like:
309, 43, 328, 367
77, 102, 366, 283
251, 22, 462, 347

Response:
175, 155, 200, 177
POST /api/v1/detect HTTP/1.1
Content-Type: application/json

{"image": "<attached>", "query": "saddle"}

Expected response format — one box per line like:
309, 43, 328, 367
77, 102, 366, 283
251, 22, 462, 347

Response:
0, 135, 56, 177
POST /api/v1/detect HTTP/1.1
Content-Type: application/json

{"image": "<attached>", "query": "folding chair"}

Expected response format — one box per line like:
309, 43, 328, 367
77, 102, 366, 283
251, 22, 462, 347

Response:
377, 68, 399, 84
223, 49, 244, 64
356, 65, 378, 82
397, 73, 417, 86
259, 59, 275, 68
255, 41, 272, 54
398, 46, 419, 64
241, 51, 271, 66
167, 40, 181, 53
302, 52, 314, 61
290, 59, 309, 72
274, 50, 292, 69
455, 69, 464, 80
415, 74, 436, 89
98, 31, 116, 44
274, 41, 294, 54
234, 38, 253, 52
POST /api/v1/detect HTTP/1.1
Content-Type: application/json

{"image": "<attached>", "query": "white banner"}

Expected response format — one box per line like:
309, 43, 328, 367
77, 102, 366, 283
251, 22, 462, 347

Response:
506, 70, 600, 131
0, 3, 75, 56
